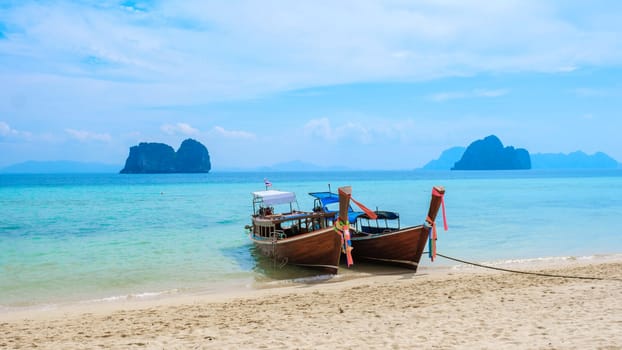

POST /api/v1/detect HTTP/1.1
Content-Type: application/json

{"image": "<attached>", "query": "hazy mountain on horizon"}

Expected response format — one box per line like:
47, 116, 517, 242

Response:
1, 159, 353, 173
531, 151, 620, 169
213, 160, 353, 172
4, 151, 621, 174
421, 147, 466, 170
422, 147, 621, 170
0, 160, 122, 173
256, 160, 351, 172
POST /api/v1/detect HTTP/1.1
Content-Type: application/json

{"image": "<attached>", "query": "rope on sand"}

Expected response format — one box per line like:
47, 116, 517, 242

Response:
427, 252, 622, 282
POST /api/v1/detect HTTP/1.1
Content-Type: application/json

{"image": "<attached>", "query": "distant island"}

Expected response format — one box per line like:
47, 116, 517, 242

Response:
452, 135, 531, 170
420, 147, 466, 170
423, 135, 620, 170
531, 151, 619, 169
2, 136, 619, 174
120, 139, 211, 174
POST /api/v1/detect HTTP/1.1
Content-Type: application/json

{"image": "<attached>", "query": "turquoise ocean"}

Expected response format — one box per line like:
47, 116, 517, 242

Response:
1, 170, 621, 310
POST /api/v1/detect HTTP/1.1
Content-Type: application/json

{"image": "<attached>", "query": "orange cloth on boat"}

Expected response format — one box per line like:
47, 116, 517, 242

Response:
350, 197, 378, 220
427, 188, 448, 261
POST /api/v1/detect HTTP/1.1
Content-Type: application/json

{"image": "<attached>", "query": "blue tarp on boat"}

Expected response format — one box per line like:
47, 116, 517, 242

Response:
308, 191, 366, 223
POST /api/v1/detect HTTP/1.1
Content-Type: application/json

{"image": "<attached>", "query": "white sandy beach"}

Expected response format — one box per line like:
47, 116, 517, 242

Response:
1, 258, 621, 349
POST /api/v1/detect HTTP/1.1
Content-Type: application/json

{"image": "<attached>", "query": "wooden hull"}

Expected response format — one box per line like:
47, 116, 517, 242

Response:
350, 225, 429, 271
251, 227, 342, 274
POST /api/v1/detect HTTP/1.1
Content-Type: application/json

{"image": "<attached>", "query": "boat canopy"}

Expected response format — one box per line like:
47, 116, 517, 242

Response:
309, 191, 364, 223
308, 191, 339, 205
252, 190, 296, 206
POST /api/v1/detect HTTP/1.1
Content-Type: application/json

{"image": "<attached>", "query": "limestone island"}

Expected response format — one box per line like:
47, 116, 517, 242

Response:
452, 135, 531, 170
120, 138, 211, 174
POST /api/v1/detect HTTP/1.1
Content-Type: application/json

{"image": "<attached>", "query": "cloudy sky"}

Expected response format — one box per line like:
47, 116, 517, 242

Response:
1, 0, 621, 170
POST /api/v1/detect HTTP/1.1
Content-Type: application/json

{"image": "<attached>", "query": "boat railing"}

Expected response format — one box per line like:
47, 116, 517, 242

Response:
360, 225, 399, 234
252, 219, 276, 238
274, 229, 286, 239
252, 211, 337, 239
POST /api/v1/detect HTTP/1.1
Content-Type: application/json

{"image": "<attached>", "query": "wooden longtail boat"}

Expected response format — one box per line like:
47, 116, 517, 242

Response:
310, 186, 446, 271
247, 189, 343, 274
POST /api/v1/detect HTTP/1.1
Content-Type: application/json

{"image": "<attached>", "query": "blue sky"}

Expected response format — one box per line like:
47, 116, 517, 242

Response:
1, 1, 621, 170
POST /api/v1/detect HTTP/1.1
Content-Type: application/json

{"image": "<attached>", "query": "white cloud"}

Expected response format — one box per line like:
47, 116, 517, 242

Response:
572, 87, 620, 97
65, 129, 111, 142
0, 121, 17, 136
2, 2, 622, 168
304, 118, 333, 139
428, 91, 468, 102
210, 126, 255, 140
474, 89, 509, 98
556, 65, 578, 72
161, 123, 199, 135
429, 88, 509, 102
304, 117, 416, 144
1, 1, 621, 105
0, 121, 32, 139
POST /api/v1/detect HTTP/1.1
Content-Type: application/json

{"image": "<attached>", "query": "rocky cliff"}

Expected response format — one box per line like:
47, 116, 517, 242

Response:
452, 135, 531, 170
120, 139, 211, 173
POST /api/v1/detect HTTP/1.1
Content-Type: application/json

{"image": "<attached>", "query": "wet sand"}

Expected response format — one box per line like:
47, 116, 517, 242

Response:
1, 259, 621, 349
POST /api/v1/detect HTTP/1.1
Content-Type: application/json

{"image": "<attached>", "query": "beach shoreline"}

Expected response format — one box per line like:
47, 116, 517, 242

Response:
3, 253, 619, 319
2, 256, 621, 349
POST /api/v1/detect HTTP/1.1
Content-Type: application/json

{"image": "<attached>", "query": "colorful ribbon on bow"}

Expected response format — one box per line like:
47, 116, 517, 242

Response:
350, 196, 377, 220
427, 187, 448, 262
334, 218, 354, 266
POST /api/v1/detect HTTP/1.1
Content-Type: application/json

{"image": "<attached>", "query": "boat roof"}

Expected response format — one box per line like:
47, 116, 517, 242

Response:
308, 191, 339, 204
252, 190, 296, 206
309, 191, 399, 222
309, 191, 365, 222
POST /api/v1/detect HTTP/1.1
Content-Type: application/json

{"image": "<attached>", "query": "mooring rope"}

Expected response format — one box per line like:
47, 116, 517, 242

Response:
425, 252, 622, 282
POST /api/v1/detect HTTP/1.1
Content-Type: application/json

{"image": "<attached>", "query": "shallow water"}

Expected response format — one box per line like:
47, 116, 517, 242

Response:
1, 170, 621, 308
